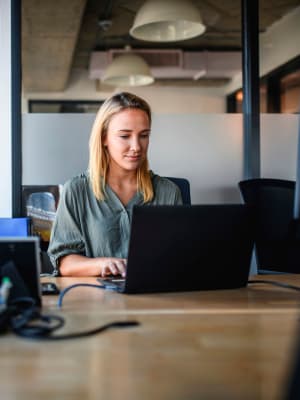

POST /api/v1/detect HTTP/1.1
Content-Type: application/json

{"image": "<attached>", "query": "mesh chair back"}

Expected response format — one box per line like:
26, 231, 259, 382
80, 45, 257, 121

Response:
165, 177, 191, 205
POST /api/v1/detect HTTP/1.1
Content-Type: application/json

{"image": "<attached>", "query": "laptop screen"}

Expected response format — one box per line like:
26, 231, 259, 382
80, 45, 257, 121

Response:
122, 204, 254, 294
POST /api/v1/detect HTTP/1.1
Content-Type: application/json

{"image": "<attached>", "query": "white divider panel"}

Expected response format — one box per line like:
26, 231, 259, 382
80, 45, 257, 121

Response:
149, 114, 243, 203
22, 114, 93, 185
260, 114, 299, 180
22, 113, 299, 204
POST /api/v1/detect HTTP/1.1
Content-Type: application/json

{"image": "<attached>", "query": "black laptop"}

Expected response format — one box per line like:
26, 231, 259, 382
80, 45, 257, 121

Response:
0, 237, 42, 306
98, 204, 254, 294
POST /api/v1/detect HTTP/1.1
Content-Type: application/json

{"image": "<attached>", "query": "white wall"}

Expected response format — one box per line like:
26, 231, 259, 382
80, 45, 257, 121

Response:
22, 113, 299, 204
22, 68, 226, 114
259, 6, 300, 77
0, 0, 12, 217
226, 6, 300, 94
130, 86, 226, 114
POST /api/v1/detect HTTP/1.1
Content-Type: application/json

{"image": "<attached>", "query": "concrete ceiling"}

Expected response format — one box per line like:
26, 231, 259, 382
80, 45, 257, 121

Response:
22, 0, 300, 92
22, 0, 87, 92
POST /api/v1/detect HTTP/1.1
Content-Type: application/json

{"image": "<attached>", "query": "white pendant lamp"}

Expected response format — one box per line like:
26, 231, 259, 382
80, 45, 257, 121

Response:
101, 53, 154, 86
130, 0, 206, 42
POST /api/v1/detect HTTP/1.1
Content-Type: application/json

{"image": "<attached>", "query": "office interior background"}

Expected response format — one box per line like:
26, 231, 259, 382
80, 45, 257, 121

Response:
1, 0, 300, 216
1, 2, 300, 399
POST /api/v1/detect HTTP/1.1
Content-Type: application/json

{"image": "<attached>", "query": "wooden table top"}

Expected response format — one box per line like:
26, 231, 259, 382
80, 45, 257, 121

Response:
1, 274, 300, 400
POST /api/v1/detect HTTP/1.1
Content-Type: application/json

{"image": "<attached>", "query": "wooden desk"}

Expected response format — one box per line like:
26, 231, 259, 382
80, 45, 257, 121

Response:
1, 275, 300, 400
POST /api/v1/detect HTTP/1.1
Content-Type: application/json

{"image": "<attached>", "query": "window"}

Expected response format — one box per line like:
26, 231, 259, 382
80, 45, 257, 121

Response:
281, 70, 300, 114
227, 55, 300, 113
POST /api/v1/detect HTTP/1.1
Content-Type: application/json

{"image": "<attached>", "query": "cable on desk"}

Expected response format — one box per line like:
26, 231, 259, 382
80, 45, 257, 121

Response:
57, 283, 106, 308
0, 284, 140, 340
248, 280, 300, 292
0, 295, 139, 340
14, 320, 140, 341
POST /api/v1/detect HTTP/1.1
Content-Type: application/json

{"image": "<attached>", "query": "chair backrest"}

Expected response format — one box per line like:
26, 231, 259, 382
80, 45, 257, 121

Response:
238, 178, 300, 273
286, 333, 300, 400
165, 177, 191, 205
0, 218, 30, 237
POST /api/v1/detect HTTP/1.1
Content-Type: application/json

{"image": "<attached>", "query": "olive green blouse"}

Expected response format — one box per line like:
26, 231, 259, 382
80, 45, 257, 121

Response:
48, 171, 182, 274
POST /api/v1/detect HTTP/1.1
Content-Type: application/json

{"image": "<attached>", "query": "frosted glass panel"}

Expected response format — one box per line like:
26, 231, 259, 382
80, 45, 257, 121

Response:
260, 114, 299, 180
22, 113, 244, 204
149, 114, 243, 203
22, 114, 94, 185
22, 113, 299, 204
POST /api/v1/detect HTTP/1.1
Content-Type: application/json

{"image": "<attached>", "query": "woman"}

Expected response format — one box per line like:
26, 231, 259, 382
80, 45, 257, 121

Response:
48, 92, 182, 277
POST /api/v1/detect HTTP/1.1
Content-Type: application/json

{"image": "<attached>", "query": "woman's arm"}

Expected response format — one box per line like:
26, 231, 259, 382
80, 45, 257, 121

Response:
59, 254, 126, 277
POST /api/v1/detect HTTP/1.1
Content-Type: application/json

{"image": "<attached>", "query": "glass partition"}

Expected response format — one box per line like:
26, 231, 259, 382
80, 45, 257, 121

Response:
22, 113, 299, 204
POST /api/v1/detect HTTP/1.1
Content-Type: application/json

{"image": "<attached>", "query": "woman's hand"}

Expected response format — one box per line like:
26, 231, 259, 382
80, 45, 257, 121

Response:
98, 257, 127, 277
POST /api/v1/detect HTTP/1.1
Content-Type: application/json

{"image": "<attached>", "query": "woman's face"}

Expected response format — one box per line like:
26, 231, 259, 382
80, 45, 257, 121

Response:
103, 108, 150, 173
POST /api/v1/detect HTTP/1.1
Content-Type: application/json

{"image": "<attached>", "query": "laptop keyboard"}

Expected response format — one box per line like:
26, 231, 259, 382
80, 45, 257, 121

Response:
97, 277, 126, 292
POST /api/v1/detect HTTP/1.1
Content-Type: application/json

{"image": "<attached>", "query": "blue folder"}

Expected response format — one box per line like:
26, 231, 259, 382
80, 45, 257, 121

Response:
0, 218, 30, 237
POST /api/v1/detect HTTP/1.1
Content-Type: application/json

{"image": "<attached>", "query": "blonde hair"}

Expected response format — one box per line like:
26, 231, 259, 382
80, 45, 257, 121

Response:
88, 92, 153, 202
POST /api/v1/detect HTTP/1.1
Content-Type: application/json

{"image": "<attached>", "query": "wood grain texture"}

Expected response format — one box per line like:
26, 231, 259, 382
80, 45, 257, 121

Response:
1, 275, 300, 400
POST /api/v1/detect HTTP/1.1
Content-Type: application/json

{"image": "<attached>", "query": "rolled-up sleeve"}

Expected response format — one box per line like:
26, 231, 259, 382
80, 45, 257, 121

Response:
47, 180, 85, 274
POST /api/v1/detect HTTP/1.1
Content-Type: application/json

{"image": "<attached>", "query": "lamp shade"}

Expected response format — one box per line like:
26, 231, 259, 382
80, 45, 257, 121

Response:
102, 53, 154, 86
130, 0, 206, 42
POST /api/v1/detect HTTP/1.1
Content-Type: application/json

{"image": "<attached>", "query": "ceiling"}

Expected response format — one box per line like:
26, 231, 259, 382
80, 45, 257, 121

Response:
22, 0, 300, 92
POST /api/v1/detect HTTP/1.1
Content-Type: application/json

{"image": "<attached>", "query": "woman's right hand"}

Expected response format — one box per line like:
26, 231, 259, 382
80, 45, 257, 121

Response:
98, 257, 127, 277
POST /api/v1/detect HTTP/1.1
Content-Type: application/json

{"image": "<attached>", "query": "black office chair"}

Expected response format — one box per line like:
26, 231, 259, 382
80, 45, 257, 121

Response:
165, 177, 191, 205
286, 329, 300, 400
239, 178, 300, 273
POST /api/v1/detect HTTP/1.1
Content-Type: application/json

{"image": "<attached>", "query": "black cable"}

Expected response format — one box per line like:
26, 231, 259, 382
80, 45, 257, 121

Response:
13, 320, 140, 340
11, 308, 65, 337
248, 279, 300, 292
1, 286, 140, 340
1, 301, 140, 340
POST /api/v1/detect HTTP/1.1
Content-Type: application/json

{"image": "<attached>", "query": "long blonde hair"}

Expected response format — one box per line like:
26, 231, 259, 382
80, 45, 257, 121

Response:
88, 92, 153, 202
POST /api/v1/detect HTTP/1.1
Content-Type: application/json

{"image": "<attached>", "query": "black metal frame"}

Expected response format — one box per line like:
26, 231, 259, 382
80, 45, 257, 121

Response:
11, 0, 22, 217
241, 0, 260, 179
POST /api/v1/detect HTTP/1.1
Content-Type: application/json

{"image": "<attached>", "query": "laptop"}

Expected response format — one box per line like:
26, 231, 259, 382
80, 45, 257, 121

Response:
0, 237, 42, 306
98, 204, 255, 294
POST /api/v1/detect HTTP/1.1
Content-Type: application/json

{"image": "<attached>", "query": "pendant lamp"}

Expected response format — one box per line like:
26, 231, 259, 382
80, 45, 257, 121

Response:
101, 53, 154, 86
130, 0, 206, 42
